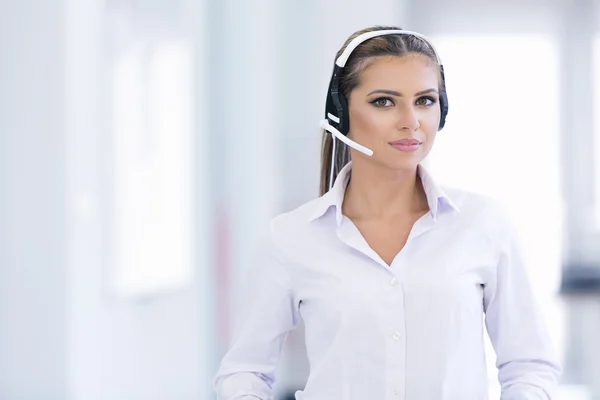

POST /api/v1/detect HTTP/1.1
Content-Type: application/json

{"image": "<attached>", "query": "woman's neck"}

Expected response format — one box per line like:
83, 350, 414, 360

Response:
342, 161, 429, 220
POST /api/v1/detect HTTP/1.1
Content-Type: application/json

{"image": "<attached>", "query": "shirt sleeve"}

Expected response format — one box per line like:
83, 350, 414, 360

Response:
483, 203, 562, 400
213, 221, 300, 400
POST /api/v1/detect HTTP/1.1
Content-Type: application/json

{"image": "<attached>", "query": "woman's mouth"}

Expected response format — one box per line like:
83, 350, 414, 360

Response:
389, 139, 422, 152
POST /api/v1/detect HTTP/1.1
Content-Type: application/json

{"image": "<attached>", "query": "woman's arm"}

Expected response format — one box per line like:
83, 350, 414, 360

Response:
213, 223, 299, 400
483, 205, 562, 400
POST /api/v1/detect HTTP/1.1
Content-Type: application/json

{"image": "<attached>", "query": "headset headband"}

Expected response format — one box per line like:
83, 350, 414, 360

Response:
335, 29, 443, 68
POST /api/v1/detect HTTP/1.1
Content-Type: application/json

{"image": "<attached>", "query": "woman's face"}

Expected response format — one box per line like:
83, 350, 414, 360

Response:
347, 54, 441, 171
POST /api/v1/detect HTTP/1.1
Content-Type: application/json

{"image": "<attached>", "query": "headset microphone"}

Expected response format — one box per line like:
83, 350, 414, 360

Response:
319, 119, 374, 190
319, 119, 374, 157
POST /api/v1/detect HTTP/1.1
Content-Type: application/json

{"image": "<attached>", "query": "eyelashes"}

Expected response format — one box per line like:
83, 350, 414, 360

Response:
371, 97, 394, 108
369, 96, 438, 108
416, 96, 437, 107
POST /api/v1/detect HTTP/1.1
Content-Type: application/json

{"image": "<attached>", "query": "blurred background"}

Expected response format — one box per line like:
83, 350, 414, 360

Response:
1, 0, 599, 399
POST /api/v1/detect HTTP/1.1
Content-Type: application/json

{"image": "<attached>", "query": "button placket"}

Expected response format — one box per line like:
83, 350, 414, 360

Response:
386, 271, 406, 400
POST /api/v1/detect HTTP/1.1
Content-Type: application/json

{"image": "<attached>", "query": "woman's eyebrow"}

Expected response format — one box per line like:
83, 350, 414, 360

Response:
366, 88, 438, 97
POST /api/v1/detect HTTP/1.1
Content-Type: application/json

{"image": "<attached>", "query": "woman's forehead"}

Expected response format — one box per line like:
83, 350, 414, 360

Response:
357, 55, 439, 89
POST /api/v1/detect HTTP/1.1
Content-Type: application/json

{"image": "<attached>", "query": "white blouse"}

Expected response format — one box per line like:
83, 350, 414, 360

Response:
213, 162, 561, 400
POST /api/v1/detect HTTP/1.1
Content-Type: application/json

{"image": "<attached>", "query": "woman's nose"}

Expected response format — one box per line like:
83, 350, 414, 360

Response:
397, 105, 420, 131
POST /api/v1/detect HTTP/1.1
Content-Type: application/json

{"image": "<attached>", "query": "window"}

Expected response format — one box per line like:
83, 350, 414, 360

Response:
108, 15, 194, 298
428, 34, 564, 397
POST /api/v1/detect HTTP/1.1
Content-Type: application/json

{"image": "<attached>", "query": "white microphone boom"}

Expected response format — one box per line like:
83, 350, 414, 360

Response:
319, 119, 374, 156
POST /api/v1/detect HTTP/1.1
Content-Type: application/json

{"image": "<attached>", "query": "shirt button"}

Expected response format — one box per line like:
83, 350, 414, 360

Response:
392, 332, 402, 340
390, 277, 398, 286
393, 387, 400, 395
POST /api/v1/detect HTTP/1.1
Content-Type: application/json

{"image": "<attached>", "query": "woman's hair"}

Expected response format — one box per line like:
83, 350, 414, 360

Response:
319, 25, 442, 196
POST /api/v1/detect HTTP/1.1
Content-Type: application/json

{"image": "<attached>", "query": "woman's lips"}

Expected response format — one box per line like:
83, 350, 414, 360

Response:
389, 138, 421, 152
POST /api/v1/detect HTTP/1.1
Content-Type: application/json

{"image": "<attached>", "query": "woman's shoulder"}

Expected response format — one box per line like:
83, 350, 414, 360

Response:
253, 196, 329, 260
269, 196, 325, 234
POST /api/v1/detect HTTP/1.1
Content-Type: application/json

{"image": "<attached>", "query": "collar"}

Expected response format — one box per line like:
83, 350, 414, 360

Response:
308, 161, 460, 224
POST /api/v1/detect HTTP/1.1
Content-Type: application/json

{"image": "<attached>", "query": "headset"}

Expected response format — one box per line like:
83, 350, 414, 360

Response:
320, 29, 449, 190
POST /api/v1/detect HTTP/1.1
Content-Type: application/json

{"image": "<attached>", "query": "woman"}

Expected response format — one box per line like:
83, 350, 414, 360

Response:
213, 25, 561, 400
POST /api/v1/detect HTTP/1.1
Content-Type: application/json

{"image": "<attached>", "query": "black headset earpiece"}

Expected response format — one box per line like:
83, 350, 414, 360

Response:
438, 64, 449, 130
325, 65, 349, 135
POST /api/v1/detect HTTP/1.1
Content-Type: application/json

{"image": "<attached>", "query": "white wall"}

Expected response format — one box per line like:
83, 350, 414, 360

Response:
64, 0, 208, 399
1, 0, 210, 399
0, 0, 68, 398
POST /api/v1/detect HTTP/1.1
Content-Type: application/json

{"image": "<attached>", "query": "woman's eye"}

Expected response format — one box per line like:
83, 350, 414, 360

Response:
372, 97, 393, 107
416, 96, 436, 106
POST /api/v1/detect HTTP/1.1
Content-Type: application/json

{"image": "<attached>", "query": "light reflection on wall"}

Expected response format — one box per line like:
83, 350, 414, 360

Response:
111, 40, 194, 298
